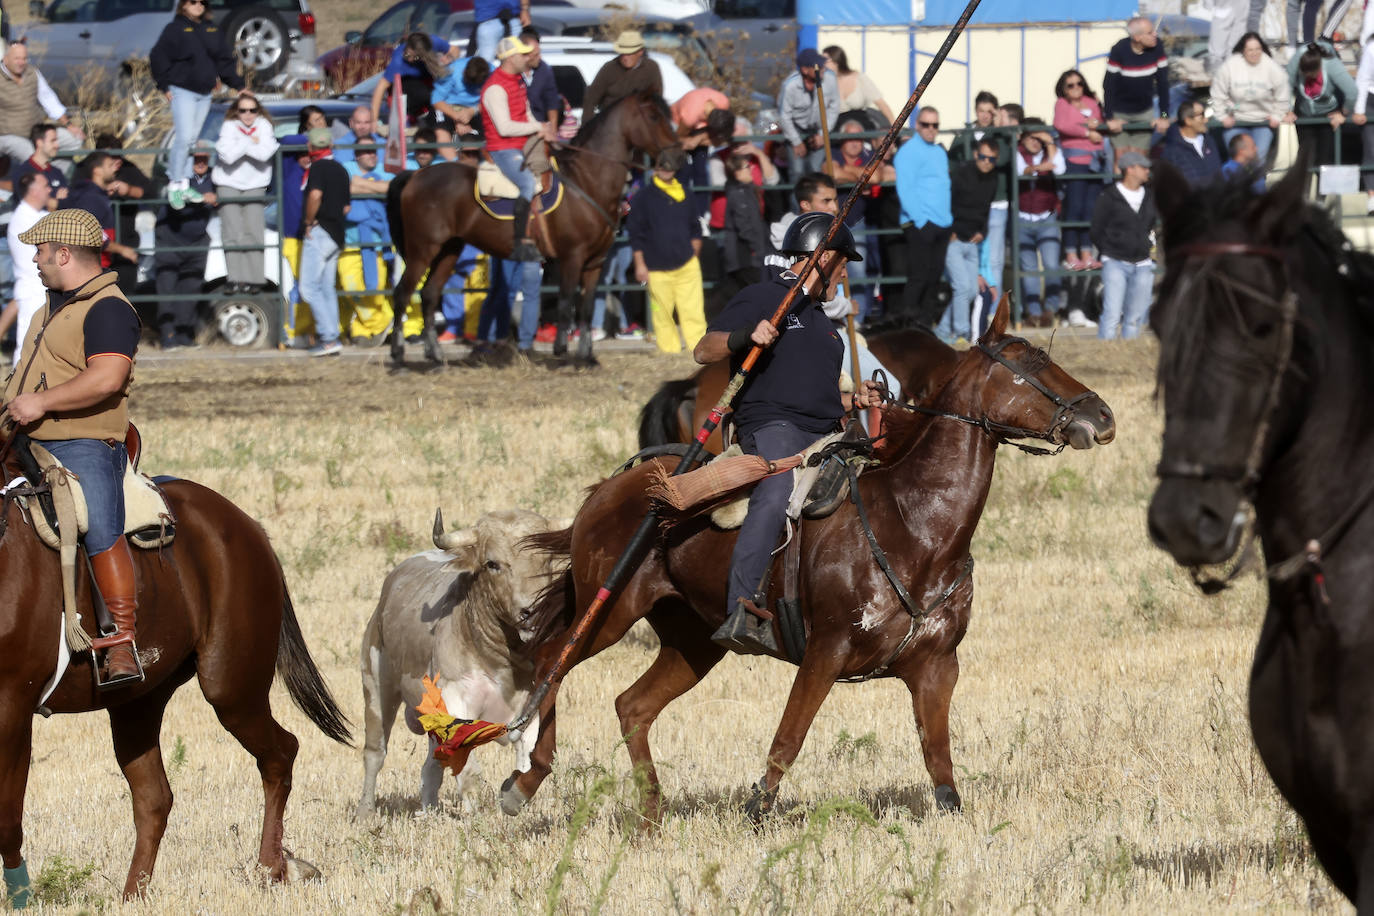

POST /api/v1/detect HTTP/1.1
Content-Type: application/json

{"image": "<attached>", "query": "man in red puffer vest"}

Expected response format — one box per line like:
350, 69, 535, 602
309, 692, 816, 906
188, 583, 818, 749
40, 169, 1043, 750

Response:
480, 35, 556, 261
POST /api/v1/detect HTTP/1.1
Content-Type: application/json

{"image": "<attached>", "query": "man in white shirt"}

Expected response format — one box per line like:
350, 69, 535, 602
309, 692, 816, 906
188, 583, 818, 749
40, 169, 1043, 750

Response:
0, 42, 84, 169
1090, 150, 1157, 340
5, 171, 52, 363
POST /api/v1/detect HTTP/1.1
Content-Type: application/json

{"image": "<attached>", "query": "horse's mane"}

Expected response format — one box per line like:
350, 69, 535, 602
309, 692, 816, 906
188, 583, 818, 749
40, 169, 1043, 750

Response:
1156, 177, 1374, 395
570, 91, 670, 147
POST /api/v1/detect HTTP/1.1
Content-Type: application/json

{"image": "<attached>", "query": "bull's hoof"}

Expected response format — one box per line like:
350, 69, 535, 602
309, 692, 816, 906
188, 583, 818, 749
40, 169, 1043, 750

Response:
284, 851, 321, 883
744, 777, 778, 828
500, 775, 530, 816
934, 784, 962, 813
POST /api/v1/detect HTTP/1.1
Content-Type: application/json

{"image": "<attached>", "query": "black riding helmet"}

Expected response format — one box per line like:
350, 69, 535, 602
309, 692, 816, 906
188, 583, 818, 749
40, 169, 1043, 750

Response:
779, 211, 863, 263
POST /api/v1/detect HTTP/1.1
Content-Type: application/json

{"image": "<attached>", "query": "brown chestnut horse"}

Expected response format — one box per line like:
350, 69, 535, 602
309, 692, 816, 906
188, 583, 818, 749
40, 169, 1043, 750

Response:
384, 92, 680, 366
500, 298, 1116, 823
0, 462, 351, 902
1147, 159, 1374, 908
637, 327, 961, 453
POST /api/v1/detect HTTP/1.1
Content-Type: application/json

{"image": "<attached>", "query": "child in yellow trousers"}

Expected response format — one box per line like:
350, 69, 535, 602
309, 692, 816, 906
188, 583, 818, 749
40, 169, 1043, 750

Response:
626, 146, 705, 354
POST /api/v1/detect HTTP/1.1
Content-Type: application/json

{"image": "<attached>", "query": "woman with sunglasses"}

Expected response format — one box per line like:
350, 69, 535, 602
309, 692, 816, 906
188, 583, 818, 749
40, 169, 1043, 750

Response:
151, 0, 244, 210
1052, 69, 1118, 272
213, 91, 278, 294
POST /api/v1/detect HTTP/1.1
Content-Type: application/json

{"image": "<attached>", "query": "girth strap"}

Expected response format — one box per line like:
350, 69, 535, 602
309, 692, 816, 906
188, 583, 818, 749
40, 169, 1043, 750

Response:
840, 461, 974, 682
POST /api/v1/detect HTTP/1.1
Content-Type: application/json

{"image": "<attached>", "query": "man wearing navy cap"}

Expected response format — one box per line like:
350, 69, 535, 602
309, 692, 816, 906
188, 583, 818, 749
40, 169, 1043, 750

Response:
776, 48, 839, 178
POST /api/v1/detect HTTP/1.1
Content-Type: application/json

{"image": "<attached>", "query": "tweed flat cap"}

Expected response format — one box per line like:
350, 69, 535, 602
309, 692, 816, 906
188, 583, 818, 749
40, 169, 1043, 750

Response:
18, 208, 105, 248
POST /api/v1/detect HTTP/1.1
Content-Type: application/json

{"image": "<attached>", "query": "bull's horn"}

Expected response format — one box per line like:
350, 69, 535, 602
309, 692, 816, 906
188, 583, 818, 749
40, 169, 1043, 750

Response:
433, 508, 478, 552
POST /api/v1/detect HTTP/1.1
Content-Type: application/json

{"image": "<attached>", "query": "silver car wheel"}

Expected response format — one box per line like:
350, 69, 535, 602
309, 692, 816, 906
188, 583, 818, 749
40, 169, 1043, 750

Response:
233, 17, 286, 73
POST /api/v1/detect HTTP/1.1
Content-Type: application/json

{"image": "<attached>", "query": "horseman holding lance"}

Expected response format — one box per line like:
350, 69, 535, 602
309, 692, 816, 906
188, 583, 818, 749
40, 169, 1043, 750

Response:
480, 35, 557, 262
694, 211, 885, 654
2, 208, 143, 687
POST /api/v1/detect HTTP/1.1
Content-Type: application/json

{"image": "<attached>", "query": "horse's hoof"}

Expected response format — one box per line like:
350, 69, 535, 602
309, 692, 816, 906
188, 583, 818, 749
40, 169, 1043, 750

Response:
389, 346, 405, 365
284, 851, 321, 883
934, 784, 962, 813
743, 777, 777, 828
500, 775, 529, 816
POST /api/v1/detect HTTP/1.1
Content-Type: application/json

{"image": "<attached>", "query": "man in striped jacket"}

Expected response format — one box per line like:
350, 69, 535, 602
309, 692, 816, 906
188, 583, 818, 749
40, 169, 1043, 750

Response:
1103, 17, 1172, 159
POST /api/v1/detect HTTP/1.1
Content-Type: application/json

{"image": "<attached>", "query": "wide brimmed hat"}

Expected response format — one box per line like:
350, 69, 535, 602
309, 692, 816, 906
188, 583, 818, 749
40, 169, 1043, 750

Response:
613, 30, 645, 54
496, 35, 534, 59
18, 208, 105, 248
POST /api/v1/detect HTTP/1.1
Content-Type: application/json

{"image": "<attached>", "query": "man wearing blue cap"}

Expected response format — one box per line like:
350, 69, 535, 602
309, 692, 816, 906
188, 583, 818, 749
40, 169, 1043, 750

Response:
777, 48, 839, 178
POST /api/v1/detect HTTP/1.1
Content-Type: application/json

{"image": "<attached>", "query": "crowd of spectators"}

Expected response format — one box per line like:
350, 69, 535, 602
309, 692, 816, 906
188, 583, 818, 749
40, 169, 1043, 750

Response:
0, 6, 1371, 356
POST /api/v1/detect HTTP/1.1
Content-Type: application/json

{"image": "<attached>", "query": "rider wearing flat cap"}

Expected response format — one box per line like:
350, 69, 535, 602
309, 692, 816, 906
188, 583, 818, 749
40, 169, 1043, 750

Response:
694, 211, 883, 654
2, 207, 143, 686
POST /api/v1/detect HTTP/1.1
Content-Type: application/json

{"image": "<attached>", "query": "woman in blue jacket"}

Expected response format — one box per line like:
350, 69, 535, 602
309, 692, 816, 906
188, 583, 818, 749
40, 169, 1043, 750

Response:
150, 0, 243, 210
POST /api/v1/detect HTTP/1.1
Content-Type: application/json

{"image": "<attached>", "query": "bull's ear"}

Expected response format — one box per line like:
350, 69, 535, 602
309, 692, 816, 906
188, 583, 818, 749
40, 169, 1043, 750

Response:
1151, 159, 1191, 227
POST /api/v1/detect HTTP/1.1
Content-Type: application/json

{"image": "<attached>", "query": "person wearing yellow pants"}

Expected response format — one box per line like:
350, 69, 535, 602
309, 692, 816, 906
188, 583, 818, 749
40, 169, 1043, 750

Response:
627, 146, 705, 354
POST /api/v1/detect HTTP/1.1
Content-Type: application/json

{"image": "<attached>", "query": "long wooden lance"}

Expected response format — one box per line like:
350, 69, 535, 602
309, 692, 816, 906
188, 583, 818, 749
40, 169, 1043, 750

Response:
429, 0, 988, 752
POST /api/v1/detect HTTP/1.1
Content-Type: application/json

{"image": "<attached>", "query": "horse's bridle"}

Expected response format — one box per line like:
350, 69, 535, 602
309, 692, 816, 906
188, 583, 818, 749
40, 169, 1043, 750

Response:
1152, 240, 1307, 592
898, 335, 1097, 456
1155, 242, 1297, 494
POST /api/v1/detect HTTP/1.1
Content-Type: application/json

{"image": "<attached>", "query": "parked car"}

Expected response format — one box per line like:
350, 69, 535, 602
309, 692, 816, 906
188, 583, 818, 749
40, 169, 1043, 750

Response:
17, 0, 325, 93
316, 0, 477, 93
707, 0, 796, 95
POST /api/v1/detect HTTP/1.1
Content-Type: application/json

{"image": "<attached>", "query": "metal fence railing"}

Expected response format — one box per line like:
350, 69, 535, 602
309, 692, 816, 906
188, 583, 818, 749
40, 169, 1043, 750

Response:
39, 115, 1373, 347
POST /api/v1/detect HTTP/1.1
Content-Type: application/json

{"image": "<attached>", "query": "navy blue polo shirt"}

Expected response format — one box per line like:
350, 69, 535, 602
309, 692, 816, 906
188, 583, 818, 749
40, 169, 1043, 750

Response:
708, 274, 844, 435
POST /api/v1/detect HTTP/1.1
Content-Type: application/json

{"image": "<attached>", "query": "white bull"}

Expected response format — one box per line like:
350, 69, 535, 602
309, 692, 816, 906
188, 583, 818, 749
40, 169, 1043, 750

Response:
355, 507, 560, 817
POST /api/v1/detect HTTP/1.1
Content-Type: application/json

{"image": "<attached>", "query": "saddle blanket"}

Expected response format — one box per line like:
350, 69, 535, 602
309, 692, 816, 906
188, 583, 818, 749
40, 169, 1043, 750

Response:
709, 430, 849, 529
475, 162, 564, 219
23, 442, 176, 549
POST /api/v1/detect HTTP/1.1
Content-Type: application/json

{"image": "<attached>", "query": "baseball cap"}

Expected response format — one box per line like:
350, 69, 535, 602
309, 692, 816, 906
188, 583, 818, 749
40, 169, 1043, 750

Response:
496, 35, 534, 59
308, 127, 333, 149
191, 138, 215, 157
613, 30, 645, 54
18, 208, 105, 248
1119, 150, 1151, 169
796, 48, 826, 70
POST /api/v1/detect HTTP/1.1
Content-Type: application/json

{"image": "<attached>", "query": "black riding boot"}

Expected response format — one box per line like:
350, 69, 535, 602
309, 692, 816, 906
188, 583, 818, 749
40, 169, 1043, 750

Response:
512, 198, 540, 262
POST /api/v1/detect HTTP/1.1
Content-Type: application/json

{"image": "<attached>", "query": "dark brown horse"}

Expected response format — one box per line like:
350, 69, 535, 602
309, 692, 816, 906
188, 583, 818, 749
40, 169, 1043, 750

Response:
637, 327, 961, 453
0, 462, 351, 902
499, 298, 1115, 823
385, 92, 680, 365
1147, 160, 1374, 909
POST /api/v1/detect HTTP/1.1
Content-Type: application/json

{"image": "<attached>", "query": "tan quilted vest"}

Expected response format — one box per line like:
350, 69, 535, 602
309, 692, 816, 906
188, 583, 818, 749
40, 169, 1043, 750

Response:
0, 67, 43, 140
3, 272, 138, 442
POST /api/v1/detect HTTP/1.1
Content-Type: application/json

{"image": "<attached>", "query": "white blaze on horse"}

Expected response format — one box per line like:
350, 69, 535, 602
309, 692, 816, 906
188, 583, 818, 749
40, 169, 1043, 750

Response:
355, 508, 563, 817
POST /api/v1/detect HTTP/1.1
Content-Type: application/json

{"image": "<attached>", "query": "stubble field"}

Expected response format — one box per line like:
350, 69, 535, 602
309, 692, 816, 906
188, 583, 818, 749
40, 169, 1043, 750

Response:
20, 340, 1351, 914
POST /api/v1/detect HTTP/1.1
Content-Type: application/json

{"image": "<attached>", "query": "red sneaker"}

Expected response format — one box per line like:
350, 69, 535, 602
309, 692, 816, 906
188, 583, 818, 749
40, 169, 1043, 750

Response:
437, 330, 458, 343
534, 324, 558, 343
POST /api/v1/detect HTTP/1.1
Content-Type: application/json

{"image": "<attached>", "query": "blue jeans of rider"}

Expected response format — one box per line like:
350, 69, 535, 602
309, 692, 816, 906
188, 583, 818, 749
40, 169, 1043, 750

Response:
726, 421, 822, 613
490, 148, 535, 201
43, 438, 127, 556
1097, 257, 1155, 340
1017, 218, 1062, 319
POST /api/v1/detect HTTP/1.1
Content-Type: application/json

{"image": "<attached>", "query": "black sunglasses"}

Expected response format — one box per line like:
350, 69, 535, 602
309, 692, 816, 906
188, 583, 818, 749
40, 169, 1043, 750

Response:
918, 120, 939, 128
237, 106, 259, 113
975, 153, 997, 162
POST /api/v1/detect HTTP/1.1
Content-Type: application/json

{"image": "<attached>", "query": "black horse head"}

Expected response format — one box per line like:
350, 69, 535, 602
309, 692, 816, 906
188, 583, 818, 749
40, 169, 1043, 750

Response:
1147, 154, 1374, 569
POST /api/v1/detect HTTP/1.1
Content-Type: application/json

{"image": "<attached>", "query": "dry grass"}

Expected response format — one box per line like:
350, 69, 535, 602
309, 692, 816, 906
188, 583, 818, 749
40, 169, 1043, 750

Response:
18, 342, 1351, 914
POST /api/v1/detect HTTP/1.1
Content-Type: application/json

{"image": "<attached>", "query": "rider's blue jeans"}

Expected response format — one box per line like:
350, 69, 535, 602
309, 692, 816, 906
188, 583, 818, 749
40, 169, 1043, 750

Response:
490, 148, 536, 201
42, 438, 127, 556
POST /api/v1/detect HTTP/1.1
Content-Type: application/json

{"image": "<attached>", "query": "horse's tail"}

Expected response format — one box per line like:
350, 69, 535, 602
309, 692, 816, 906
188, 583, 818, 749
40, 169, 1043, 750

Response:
520, 526, 575, 648
385, 169, 414, 260
637, 375, 698, 449
277, 586, 354, 746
